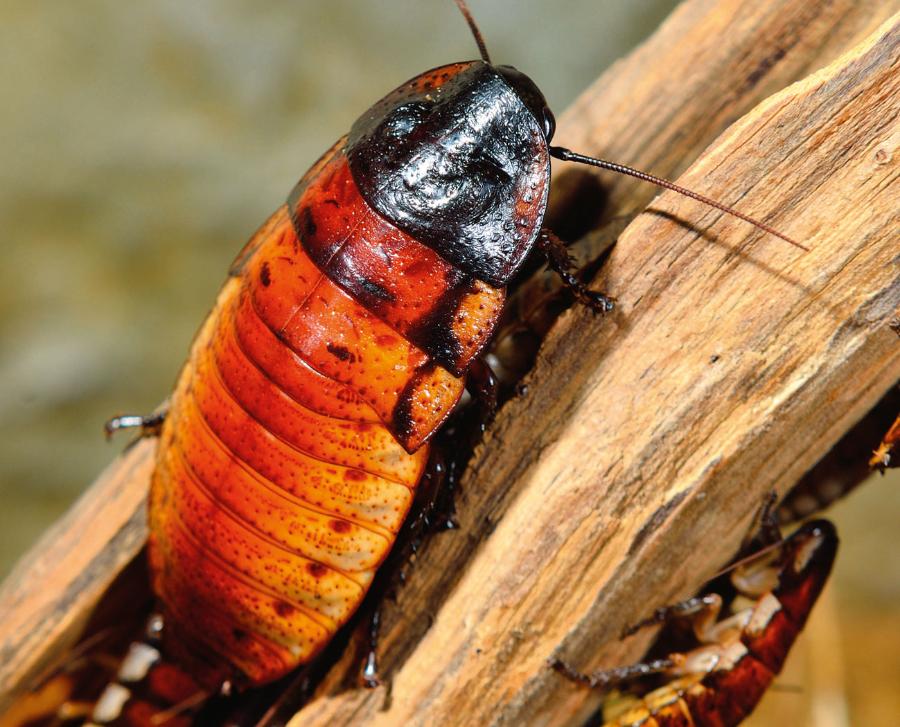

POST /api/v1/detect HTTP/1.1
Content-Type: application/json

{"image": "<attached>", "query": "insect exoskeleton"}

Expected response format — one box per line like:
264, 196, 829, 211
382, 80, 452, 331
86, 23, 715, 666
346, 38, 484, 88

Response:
553, 520, 839, 727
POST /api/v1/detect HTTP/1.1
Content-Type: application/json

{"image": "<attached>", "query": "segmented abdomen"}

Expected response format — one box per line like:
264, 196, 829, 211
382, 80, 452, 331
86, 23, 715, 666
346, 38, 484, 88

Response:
148, 141, 505, 688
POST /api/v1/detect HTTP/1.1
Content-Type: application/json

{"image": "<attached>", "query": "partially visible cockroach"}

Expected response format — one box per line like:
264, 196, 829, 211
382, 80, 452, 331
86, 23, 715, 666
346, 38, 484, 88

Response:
550, 519, 838, 727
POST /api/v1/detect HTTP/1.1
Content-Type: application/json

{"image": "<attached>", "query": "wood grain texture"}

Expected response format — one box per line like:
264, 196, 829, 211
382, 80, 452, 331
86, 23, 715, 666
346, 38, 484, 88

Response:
549, 0, 897, 230
0, 0, 897, 722
0, 438, 152, 711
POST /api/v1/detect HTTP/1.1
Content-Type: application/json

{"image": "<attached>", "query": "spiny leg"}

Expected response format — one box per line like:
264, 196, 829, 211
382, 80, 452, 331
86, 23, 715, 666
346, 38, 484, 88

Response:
411, 355, 497, 533
549, 655, 675, 690
537, 228, 614, 314
351, 360, 497, 687
625, 490, 785, 641
551, 599, 716, 692
407, 446, 455, 539
553, 505, 804, 700
466, 356, 499, 435
399, 357, 498, 552
104, 410, 167, 440
553, 592, 735, 692
360, 608, 381, 689
622, 498, 785, 643
621, 594, 723, 639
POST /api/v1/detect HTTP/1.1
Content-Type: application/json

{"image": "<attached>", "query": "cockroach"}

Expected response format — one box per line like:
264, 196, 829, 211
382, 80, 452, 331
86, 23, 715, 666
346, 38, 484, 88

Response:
551, 519, 839, 727
90, 0, 807, 722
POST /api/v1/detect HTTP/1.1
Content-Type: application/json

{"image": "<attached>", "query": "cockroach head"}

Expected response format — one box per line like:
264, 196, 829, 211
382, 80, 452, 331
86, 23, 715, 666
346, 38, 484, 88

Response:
345, 61, 551, 285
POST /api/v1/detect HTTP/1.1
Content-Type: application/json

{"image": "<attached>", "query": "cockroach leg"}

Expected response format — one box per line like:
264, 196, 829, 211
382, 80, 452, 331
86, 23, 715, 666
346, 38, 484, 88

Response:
549, 655, 675, 690
103, 410, 167, 440
742, 491, 782, 551
537, 228, 615, 314
410, 447, 456, 540
620, 594, 723, 639
349, 364, 495, 690
553, 521, 837, 727
360, 609, 381, 688
353, 449, 453, 689
623, 502, 784, 642
466, 357, 499, 433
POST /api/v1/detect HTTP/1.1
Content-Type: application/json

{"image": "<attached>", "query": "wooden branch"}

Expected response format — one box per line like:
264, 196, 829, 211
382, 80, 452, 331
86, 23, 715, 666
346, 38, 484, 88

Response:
0, 440, 152, 711
548, 0, 898, 230
0, 0, 897, 723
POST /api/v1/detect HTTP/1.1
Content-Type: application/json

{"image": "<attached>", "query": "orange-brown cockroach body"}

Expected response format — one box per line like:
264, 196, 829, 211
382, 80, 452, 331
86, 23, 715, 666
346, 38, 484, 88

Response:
552, 520, 839, 727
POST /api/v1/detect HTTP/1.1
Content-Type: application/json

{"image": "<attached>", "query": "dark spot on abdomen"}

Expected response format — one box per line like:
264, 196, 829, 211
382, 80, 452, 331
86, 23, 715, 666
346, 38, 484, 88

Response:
326, 343, 354, 362
360, 277, 396, 303
330, 519, 352, 533
232, 628, 248, 642
260, 261, 272, 287
274, 600, 296, 617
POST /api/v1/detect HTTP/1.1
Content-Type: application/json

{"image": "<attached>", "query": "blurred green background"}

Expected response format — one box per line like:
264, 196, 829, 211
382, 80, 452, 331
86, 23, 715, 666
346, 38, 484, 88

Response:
0, 1, 897, 725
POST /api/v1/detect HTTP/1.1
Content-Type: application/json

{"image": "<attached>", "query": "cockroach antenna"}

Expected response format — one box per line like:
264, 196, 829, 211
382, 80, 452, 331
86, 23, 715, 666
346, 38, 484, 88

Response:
454, 0, 492, 64
549, 147, 809, 251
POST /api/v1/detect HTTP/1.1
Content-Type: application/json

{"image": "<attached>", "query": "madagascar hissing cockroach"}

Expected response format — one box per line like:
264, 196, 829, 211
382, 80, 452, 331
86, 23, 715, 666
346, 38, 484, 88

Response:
92, 0, 808, 722
551, 519, 839, 727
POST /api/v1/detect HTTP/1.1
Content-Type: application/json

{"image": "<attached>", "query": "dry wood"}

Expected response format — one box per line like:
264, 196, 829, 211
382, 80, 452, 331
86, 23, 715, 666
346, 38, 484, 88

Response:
0, 0, 897, 723
0, 439, 152, 712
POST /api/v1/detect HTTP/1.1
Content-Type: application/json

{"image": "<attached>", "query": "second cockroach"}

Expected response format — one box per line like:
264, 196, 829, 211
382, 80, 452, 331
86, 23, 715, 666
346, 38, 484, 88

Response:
552, 520, 839, 727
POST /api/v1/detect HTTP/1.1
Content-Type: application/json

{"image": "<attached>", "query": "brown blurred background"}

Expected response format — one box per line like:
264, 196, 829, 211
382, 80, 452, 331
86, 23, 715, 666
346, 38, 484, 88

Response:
0, 1, 897, 724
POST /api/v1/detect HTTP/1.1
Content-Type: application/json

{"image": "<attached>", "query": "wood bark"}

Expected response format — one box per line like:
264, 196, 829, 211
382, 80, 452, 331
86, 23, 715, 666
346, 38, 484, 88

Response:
0, 439, 153, 714
0, 0, 897, 724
